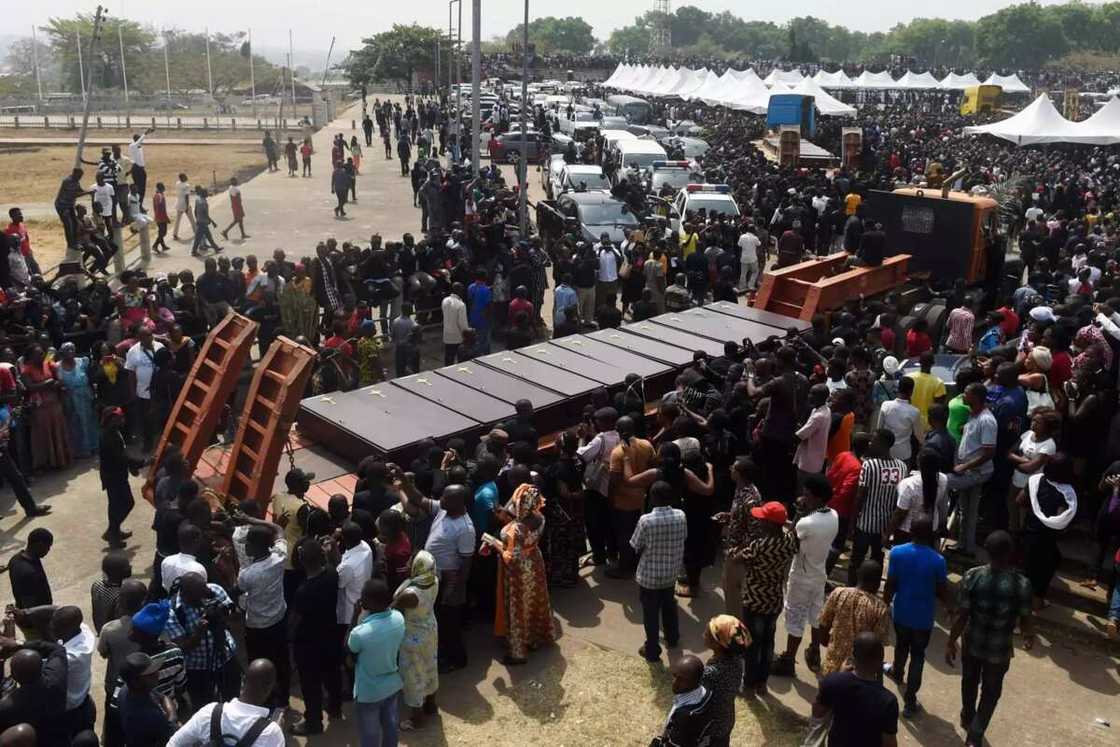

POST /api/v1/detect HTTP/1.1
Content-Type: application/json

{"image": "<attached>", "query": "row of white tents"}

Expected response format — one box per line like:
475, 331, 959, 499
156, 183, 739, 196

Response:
964, 94, 1120, 145
602, 64, 1032, 117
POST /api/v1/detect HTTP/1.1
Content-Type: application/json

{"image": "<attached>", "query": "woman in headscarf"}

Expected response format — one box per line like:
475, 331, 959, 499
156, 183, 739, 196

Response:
20, 343, 71, 470
99, 405, 145, 547
56, 342, 99, 458
1018, 454, 1078, 610
701, 615, 750, 747
392, 550, 440, 730
492, 483, 555, 664
1073, 324, 1112, 375
280, 263, 319, 342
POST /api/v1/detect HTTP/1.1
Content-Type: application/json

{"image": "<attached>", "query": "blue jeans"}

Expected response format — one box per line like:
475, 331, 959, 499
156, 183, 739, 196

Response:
1109, 582, 1120, 620
355, 693, 399, 747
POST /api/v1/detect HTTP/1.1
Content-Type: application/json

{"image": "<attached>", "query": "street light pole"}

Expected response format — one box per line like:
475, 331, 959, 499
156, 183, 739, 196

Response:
472, 0, 481, 178
519, 0, 529, 236
456, 0, 463, 143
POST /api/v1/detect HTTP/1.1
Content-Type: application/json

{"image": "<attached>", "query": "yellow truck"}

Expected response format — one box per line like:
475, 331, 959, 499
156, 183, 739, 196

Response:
960, 85, 1003, 115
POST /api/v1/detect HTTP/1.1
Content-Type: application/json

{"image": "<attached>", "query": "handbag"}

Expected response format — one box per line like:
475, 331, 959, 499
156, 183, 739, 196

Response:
1026, 376, 1054, 414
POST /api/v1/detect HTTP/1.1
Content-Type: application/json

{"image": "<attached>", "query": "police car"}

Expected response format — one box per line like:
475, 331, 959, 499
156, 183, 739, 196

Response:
671, 184, 741, 232
646, 160, 697, 195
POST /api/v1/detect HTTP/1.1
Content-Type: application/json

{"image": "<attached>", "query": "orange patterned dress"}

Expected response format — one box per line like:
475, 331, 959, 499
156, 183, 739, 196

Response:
494, 486, 555, 660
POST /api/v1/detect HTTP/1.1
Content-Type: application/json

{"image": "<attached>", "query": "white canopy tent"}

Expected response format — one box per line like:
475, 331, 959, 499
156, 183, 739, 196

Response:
896, 70, 941, 89
854, 70, 898, 89
1065, 96, 1120, 144
813, 69, 854, 89
690, 69, 732, 106
763, 68, 804, 87
724, 76, 774, 113
666, 68, 707, 99
940, 72, 982, 90
983, 73, 1031, 94
962, 94, 1100, 145
788, 78, 857, 116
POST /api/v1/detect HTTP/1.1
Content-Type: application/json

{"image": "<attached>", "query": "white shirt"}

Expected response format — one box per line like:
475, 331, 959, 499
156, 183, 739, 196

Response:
424, 507, 476, 572
168, 699, 285, 747
1024, 206, 1043, 223
441, 295, 469, 345
127, 134, 147, 168
124, 340, 166, 400
94, 183, 116, 216
788, 508, 838, 584
794, 404, 831, 473
336, 541, 374, 624
812, 195, 828, 216
738, 232, 761, 265
237, 537, 288, 629
161, 552, 207, 592
879, 398, 922, 461
175, 181, 191, 210
62, 623, 96, 710
596, 246, 619, 282
1012, 431, 1056, 488
576, 430, 620, 495
896, 471, 949, 531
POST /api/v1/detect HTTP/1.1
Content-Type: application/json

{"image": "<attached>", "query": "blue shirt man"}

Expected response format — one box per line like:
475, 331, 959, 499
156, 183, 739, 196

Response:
347, 580, 406, 747
467, 279, 492, 331
553, 280, 579, 326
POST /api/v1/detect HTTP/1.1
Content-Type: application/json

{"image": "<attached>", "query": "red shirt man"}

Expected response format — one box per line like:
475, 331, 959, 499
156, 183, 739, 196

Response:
4, 208, 33, 258
826, 449, 861, 521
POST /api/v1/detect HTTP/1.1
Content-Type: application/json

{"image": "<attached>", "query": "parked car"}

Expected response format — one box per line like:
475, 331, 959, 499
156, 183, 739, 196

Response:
551, 164, 611, 198
488, 129, 545, 163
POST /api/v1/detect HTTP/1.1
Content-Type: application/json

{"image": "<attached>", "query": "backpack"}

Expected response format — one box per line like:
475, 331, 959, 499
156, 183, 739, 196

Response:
209, 702, 272, 746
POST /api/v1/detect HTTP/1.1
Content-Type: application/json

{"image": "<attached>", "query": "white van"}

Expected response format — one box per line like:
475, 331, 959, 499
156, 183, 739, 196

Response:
615, 138, 669, 176
599, 128, 638, 154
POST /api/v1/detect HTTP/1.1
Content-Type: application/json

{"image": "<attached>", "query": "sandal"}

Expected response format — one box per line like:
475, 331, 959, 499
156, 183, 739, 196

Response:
399, 720, 419, 732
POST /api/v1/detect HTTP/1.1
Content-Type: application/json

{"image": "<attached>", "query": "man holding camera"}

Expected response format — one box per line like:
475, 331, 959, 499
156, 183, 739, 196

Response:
164, 573, 240, 709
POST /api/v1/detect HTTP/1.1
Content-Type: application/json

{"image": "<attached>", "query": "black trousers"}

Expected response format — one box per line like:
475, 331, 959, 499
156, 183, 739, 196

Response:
295, 635, 342, 727
584, 490, 615, 563
848, 529, 884, 586
65, 695, 96, 737
364, 129, 373, 146
131, 164, 148, 206
435, 601, 467, 668
186, 658, 241, 710
755, 436, 794, 504
639, 586, 679, 659
961, 655, 1010, 743
893, 623, 931, 706
444, 343, 460, 366
0, 449, 37, 515
1023, 529, 1061, 600
154, 221, 169, 250
612, 508, 641, 573
102, 691, 124, 747
400, 157, 409, 176
742, 610, 778, 687
56, 205, 79, 248
245, 615, 291, 706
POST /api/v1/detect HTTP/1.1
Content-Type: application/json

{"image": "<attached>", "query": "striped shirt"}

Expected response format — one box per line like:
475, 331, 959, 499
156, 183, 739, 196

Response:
738, 529, 799, 614
945, 307, 975, 351
856, 458, 908, 533
108, 643, 188, 711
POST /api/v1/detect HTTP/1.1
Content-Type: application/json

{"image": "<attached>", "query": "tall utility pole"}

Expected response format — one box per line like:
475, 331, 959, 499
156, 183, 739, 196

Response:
321, 36, 336, 88
456, 0, 463, 140
117, 22, 130, 112
519, 0, 529, 236
205, 28, 214, 99
289, 30, 297, 114
434, 40, 439, 99
76, 28, 86, 100
31, 25, 43, 102
447, 3, 454, 101
248, 28, 256, 118
73, 5, 106, 169
471, 0, 481, 178
162, 30, 172, 126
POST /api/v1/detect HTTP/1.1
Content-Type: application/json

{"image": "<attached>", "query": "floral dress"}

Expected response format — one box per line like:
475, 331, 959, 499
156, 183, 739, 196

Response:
58, 357, 99, 457
495, 518, 555, 659
398, 581, 439, 708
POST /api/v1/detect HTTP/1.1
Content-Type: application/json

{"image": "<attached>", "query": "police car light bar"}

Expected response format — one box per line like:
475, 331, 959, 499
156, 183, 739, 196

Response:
651, 160, 691, 169
685, 184, 731, 193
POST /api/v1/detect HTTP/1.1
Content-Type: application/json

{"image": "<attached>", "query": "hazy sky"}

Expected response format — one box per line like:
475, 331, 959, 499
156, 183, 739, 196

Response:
11, 1, 1062, 53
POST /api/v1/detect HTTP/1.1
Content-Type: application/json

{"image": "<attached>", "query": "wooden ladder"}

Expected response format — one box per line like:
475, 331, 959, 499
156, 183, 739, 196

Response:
220, 336, 317, 507
143, 312, 259, 502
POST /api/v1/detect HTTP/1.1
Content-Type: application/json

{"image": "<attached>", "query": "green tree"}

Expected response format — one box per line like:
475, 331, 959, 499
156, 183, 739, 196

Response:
505, 16, 596, 55
344, 24, 442, 88
42, 14, 155, 94
606, 20, 652, 57
670, 6, 712, 48
975, 3, 1068, 68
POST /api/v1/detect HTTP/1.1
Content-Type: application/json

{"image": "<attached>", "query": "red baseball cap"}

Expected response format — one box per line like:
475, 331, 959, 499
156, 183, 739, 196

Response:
750, 501, 788, 525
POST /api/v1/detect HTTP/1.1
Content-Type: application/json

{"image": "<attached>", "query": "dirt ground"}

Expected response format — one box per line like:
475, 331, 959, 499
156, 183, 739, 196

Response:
0, 127, 300, 141
4, 139, 276, 270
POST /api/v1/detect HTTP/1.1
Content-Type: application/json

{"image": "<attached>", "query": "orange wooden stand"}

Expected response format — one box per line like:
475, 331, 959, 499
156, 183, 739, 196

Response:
220, 336, 317, 508
754, 252, 910, 321
142, 313, 259, 502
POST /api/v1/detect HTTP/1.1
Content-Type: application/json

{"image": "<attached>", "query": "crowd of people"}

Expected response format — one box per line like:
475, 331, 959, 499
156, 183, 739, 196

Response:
0, 72, 1119, 747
